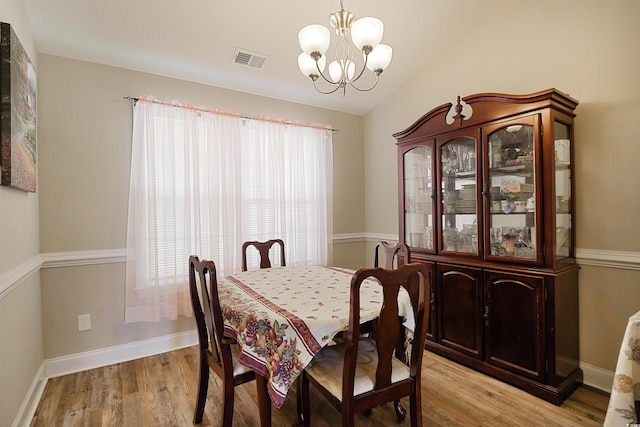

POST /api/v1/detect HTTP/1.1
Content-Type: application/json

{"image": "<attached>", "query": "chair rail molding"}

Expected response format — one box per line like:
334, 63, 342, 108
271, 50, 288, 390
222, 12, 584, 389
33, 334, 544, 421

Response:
333, 232, 398, 243
576, 248, 640, 270
0, 255, 42, 300
40, 248, 127, 268
1, 245, 639, 302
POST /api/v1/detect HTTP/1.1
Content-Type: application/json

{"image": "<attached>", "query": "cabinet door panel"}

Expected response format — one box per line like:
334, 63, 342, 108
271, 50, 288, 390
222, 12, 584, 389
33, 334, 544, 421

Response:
401, 142, 435, 252
485, 271, 544, 380
484, 116, 542, 265
438, 132, 481, 256
438, 264, 483, 359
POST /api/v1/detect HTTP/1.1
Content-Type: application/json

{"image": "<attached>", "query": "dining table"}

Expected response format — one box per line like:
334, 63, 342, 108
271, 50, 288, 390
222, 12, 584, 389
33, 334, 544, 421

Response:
217, 264, 414, 425
604, 309, 640, 426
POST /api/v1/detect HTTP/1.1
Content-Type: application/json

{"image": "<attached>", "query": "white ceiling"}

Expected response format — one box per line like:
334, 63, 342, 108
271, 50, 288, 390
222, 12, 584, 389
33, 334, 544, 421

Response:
24, 0, 504, 115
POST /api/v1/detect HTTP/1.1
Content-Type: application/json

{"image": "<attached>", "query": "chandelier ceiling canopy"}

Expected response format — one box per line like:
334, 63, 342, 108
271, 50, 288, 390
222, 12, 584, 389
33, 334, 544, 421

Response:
297, 0, 392, 96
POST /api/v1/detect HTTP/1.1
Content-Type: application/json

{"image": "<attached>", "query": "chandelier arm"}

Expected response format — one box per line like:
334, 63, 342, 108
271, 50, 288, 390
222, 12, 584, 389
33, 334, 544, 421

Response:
313, 79, 346, 95
349, 52, 369, 83
347, 74, 380, 92
314, 60, 340, 85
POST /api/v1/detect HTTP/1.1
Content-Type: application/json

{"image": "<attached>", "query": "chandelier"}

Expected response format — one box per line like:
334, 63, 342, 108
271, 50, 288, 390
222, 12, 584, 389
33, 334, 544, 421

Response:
297, 0, 392, 96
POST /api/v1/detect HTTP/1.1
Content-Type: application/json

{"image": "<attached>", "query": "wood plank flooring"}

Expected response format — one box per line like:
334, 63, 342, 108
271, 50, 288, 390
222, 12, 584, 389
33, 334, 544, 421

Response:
30, 345, 609, 426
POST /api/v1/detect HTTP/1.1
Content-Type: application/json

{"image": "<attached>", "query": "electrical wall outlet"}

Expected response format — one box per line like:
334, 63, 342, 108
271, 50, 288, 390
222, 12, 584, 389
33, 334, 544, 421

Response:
77, 313, 91, 332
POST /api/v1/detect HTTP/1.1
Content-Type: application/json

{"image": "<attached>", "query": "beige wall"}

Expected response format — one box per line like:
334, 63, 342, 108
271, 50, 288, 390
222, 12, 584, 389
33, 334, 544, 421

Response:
0, 2, 43, 426
364, 0, 640, 372
0, 0, 39, 272
36, 54, 365, 358
0, 273, 43, 426
4, 2, 640, 423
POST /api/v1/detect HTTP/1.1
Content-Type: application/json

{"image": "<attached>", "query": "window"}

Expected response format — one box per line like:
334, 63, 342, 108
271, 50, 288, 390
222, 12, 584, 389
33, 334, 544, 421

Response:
124, 98, 333, 322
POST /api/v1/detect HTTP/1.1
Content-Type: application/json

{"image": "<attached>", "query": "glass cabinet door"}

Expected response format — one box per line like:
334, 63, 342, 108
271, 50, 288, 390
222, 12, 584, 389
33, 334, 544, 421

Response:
486, 122, 537, 261
554, 121, 572, 260
403, 145, 434, 250
440, 137, 478, 254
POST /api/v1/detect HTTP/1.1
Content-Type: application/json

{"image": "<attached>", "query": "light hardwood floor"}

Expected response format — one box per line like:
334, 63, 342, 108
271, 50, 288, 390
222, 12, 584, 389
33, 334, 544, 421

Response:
31, 345, 609, 426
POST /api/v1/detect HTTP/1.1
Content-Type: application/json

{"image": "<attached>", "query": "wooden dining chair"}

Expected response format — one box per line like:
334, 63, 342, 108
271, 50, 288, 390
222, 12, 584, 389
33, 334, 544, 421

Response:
189, 255, 258, 426
372, 240, 412, 412
299, 263, 432, 427
374, 241, 411, 269
241, 239, 286, 271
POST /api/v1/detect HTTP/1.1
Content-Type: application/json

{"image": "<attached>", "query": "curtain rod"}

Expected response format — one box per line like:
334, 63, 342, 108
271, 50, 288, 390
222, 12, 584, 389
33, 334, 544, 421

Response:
123, 96, 338, 132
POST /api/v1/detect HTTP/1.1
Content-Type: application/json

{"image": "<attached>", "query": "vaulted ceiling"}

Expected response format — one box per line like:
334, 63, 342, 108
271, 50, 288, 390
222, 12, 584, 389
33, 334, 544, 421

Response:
24, 0, 504, 115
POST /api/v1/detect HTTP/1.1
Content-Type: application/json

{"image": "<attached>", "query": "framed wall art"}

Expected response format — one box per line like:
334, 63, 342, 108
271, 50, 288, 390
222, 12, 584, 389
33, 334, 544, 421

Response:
1, 22, 37, 192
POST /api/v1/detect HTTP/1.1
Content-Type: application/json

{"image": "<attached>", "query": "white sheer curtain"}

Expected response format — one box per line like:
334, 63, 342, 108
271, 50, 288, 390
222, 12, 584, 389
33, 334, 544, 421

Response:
124, 98, 333, 323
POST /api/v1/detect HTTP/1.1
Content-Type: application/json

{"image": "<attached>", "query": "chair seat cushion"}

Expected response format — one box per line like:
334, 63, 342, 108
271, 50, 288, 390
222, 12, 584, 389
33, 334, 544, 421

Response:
230, 343, 254, 377
305, 338, 410, 400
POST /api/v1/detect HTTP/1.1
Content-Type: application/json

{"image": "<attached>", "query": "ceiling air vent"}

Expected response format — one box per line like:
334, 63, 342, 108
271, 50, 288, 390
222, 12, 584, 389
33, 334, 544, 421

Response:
233, 49, 268, 69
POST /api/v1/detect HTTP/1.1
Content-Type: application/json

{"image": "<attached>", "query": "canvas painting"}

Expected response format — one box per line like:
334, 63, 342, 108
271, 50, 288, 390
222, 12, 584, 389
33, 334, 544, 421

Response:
0, 22, 37, 192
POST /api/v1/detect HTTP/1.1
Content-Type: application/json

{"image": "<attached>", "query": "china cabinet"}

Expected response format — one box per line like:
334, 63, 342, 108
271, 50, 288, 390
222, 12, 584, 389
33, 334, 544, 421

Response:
393, 89, 580, 404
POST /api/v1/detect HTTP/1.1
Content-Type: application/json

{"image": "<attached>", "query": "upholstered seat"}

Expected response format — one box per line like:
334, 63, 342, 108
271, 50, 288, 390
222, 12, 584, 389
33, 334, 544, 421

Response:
228, 343, 253, 377
304, 338, 411, 399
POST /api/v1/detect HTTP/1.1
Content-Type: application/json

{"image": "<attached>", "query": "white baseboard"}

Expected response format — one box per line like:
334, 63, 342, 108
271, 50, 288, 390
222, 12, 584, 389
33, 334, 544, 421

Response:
12, 363, 47, 427
44, 329, 199, 379
581, 360, 614, 394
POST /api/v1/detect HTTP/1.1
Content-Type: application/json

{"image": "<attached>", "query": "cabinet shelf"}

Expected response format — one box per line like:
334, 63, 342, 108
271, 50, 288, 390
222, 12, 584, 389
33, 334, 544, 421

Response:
491, 162, 533, 171
446, 170, 476, 178
490, 211, 534, 215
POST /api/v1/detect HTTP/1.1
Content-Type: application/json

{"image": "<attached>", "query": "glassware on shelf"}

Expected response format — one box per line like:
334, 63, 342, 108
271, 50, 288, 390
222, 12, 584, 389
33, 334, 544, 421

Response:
501, 200, 516, 214
501, 233, 517, 255
526, 196, 535, 212
440, 137, 478, 255
555, 139, 571, 165
442, 224, 459, 252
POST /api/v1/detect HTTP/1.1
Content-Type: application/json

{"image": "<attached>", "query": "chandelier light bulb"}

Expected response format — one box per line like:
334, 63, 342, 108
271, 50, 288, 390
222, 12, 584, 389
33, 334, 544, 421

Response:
298, 52, 326, 78
350, 17, 384, 51
298, 24, 331, 56
366, 44, 392, 73
328, 59, 355, 83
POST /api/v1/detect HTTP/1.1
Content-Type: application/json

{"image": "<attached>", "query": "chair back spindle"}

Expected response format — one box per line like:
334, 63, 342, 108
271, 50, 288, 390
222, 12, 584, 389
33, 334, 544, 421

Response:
374, 241, 411, 269
242, 239, 286, 271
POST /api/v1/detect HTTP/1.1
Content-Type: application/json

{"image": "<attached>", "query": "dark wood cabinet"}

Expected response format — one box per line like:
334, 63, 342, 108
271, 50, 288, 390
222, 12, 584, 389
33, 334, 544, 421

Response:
393, 89, 581, 404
